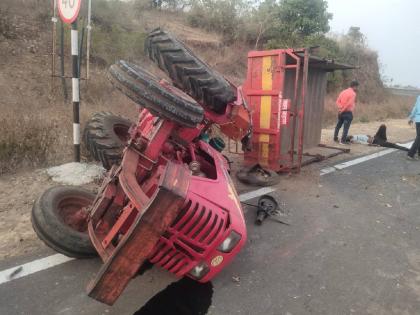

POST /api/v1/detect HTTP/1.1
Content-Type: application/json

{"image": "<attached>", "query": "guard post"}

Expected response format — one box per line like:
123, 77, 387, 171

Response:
57, 0, 82, 162
71, 21, 80, 161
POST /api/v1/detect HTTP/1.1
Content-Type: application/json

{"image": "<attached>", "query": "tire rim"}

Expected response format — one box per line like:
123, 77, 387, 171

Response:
56, 196, 92, 232
113, 123, 130, 143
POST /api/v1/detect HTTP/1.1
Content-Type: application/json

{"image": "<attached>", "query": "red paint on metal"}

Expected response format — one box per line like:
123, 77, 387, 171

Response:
101, 203, 137, 249
57, 0, 82, 24
242, 49, 309, 172
87, 162, 190, 305
85, 76, 249, 304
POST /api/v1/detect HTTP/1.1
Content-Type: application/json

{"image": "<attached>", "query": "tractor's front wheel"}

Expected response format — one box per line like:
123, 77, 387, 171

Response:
109, 60, 204, 128
31, 186, 97, 258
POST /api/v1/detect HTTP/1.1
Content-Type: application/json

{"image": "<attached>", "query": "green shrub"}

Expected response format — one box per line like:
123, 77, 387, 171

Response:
187, 0, 247, 42
91, 24, 146, 66
80, 0, 148, 66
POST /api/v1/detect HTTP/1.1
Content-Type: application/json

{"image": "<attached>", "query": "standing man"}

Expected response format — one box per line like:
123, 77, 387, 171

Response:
334, 80, 359, 144
407, 95, 420, 160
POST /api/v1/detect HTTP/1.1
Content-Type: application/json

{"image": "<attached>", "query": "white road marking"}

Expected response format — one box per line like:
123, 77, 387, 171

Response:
320, 141, 414, 176
0, 187, 277, 286
239, 187, 276, 201
334, 148, 396, 170
319, 166, 336, 176
396, 141, 414, 149
0, 254, 74, 285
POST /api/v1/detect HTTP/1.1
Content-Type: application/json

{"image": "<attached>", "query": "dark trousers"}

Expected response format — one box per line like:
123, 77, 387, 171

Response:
371, 124, 409, 152
376, 141, 409, 152
408, 122, 420, 157
334, 111, 353, 142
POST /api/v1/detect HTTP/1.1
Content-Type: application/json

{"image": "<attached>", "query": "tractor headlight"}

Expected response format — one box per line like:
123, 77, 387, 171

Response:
217, 231, 241, 253
188, 262, 210, 280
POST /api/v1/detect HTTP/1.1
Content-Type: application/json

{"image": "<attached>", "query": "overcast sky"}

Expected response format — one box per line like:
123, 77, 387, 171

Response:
327, 0, 420, 88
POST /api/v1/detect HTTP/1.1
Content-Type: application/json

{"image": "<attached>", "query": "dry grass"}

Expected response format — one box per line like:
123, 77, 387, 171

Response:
0, 69, 137, 175
323, 94, 415, 127
0, 110, 59, 174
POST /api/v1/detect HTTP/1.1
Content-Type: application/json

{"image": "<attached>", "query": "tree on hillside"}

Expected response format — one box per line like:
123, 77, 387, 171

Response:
188, 0, 250, 41
338, 27, 385, 102
264, 0, 332, 48
186, 0, 333, 48
134, 0, 190, 11
244, 0, 277, 48
347, 26, 365, 47
278, 0, 332, 36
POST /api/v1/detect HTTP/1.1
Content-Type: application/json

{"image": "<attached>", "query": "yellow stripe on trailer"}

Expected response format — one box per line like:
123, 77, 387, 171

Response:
259, 56, 272, 165
261, 56, 273, 90
259, 134, 270, 163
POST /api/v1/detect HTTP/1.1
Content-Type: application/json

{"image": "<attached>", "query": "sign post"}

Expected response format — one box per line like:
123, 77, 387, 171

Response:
58, 0, 82, 162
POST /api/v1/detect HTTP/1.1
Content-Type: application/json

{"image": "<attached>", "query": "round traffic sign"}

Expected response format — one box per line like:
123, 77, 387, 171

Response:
58, 0, 82, 24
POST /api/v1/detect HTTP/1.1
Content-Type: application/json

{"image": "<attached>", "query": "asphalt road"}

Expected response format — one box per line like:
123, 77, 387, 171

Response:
1, 149, 420, 315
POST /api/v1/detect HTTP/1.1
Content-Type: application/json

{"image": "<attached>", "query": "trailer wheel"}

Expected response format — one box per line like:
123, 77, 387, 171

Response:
237, 164, 281, 187
145, 28, 235, 114
31, 186, 97, 258
109, 60, 204, 128
84, 112, 133, 170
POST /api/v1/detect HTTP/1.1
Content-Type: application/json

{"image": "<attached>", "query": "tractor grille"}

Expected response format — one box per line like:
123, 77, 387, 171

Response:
148, 198, 228, 276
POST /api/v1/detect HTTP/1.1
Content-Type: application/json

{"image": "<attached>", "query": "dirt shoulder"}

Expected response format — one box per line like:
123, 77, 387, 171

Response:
0, 170, 54, 260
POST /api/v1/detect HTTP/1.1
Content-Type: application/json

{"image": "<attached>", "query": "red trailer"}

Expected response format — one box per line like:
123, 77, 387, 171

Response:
242, 49, 353, 173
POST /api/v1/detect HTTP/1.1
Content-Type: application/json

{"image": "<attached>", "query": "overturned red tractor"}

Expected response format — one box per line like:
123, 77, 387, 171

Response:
32, 29, 251, 305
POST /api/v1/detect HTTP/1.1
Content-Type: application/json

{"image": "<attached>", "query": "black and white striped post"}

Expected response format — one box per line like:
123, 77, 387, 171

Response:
71, 21, 80, 162
57, 0, 82, 162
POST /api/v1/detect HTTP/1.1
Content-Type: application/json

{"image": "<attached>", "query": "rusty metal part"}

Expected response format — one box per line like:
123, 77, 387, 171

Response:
299, 144, 350, 167
86, 161, 190, 305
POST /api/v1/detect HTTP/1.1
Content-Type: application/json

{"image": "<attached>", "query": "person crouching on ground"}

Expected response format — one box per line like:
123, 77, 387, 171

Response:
407, 95, 420, 160
334, 80, 359, 144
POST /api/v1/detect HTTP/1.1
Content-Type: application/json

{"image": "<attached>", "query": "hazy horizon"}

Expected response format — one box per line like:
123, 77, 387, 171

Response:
327, 0, 420, 88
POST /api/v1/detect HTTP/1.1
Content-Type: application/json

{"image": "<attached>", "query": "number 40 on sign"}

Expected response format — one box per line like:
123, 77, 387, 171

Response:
58, 0, 82, 24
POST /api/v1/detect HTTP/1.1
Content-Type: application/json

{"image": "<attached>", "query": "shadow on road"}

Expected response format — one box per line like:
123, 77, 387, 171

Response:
133, 277, 213, 315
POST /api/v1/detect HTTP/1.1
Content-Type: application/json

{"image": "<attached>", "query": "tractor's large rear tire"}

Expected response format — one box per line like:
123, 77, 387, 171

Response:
109, 60, 204, 128
145, 28, 235, 114
84, 112, 133, 170
31, 186, 97, 258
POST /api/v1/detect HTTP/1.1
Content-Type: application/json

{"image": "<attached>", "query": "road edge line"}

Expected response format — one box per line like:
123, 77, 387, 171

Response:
320, 141, 413, 176
0, 254, 74, 285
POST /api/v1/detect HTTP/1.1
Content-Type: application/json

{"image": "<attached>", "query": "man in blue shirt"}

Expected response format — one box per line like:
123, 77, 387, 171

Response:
407, 96, 420, 160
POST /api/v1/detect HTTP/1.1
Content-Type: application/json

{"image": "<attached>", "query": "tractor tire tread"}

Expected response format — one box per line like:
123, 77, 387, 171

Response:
108, 60, 204, 128
145, 28, 235, 114
84, 112, 132, 170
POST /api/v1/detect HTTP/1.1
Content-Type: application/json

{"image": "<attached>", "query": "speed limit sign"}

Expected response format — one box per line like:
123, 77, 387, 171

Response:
58, 0, 82, 24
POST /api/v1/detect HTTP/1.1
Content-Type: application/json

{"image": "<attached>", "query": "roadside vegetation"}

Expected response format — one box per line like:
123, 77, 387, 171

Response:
323, 94, 415, 126
0, 0, 415, 174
